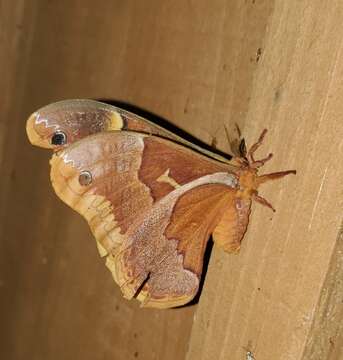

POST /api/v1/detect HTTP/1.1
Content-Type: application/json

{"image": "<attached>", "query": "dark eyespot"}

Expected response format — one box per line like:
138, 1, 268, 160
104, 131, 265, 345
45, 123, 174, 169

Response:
51, 131, 67, 146
79, 171, 92, 186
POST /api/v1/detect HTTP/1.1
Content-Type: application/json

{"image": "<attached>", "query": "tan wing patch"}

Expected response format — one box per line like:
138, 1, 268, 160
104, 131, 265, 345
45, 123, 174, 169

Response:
156, 169, 180, 189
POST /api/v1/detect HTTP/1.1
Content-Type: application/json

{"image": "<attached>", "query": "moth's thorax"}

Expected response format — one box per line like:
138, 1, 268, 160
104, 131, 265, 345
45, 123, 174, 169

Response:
236, 168, 259, 199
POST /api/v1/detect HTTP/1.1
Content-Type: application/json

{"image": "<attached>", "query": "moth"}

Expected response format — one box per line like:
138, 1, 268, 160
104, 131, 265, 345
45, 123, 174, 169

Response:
26, 99, 295, 308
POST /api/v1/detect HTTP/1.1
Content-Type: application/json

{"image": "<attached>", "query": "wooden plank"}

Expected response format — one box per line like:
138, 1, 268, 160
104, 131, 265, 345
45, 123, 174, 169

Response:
0, 1, 230, 358
1, 1, 268, 359
303, 228, 343, 359
1, 2, 273, 359
187, 1, 343, 360
3, 1, 343, 359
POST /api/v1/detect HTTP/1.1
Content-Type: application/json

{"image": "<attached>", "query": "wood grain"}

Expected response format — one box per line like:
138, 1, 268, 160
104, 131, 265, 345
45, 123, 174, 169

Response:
3, 0, 342, 359
1, 1, 270, 359
187, 1, 343, 360
2, 1, 258, 358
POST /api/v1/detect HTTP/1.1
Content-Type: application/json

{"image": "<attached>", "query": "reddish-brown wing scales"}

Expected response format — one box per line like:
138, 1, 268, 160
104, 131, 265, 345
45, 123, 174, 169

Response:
50, 132, 238, 307
110, 173, 237, 308
26, 99, 231, 164
165, 184, 235, 274
138, 136, 233, 200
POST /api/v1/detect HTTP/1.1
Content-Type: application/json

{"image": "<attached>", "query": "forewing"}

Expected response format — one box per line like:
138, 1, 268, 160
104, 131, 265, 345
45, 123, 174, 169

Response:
26, 99, 184, 150
50, 131, 231, 253
49, 131, 238, 308
138, 136, 233, 200
26, 99, 232, 163
50, 131, 154, 255
27, 100, 124, 149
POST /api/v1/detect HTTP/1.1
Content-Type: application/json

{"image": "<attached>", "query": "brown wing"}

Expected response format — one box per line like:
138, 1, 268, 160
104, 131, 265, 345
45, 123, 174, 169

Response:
138, 135, 236, 200
49, 131, 238, 308
26, 99, 231, 164
212, 198, 251, 253
27, 100, 125, 149
109, 176, 237, 309
50, 131, 154, 256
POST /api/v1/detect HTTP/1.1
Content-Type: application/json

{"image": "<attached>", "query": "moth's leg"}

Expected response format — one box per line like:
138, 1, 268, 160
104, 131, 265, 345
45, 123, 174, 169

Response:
247, 129, 269, 162
252, 193, 275, 212
250, 153, 273, 169
252, 171, 296, 211
246, 128, 274, 168
256, 170, 297, 186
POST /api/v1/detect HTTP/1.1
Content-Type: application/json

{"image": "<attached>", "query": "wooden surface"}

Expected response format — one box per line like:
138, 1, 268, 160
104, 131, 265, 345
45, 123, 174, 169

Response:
1, 1, 343, 360
187, 1, 343, 360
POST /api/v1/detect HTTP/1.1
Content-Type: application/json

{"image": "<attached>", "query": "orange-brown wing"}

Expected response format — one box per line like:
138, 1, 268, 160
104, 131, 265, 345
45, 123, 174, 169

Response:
26, 99, 170, 150
137, 135, 237, 200
50, 131, 154, 256
109, 176, 237, 309
26, 99, 231, 164
50, 131, 232, 248
212, 198, 251, 253
51, 132, 237, 307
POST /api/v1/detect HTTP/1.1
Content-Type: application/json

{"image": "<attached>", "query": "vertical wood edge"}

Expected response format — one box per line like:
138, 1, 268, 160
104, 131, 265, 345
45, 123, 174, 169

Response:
301, 224, 343, 360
